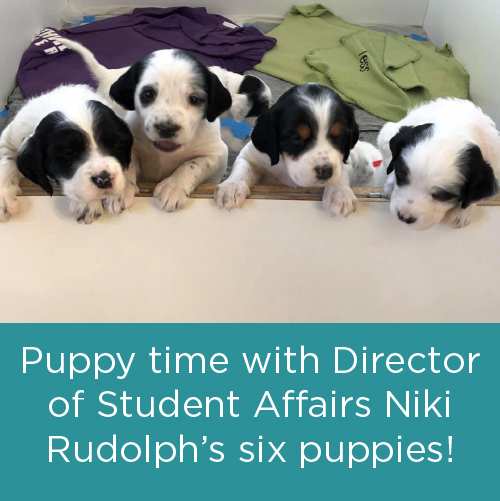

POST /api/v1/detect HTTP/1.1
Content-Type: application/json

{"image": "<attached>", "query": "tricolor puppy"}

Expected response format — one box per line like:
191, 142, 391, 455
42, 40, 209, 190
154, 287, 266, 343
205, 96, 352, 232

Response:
216, 83, 376, 216
378, 98, 500, 230
0, 85, 133, 224
61, 38, 232, 212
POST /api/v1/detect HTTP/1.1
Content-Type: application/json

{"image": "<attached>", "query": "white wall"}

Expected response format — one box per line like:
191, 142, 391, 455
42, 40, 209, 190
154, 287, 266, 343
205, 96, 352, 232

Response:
0, 0, 66, 103
425, 0, 499, 126
69, 0, 429, 26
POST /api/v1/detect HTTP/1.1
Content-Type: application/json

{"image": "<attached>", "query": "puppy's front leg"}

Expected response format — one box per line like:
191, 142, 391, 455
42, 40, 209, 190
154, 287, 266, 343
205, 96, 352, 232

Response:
322, 167, 358, 217
447, 204, 476, 229
154, 156, 220, 212
215, 156, 261, 211
0, 143, 22, 223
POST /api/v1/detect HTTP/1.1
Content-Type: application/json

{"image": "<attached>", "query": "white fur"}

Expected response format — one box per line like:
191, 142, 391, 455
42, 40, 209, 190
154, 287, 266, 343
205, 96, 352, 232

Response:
378, 98, 500, 230
0, 85, 129, 224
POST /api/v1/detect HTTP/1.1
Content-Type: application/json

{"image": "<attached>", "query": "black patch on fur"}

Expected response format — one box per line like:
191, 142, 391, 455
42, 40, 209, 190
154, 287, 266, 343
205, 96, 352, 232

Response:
386, 123, 434, 186
174, 51, 232, 122
432, 189, 458, 203
87, 100, 134, 169
387, 124, 433, 174
238, 75, 270, 118
139, 86, 158, 108
17, 112, 89, 195
458, 144, 499, 208
109, 60, 147, 111
251, 84, 359, 166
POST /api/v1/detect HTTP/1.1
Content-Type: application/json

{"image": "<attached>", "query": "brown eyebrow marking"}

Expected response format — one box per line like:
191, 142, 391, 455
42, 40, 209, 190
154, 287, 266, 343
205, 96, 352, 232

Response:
330, 123, 342, 137
296, 124, 311, 140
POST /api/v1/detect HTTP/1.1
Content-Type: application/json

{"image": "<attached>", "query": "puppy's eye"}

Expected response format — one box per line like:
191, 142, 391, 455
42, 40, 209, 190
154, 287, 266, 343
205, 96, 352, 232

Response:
189, 95, 202, 106
140, 87, 157, 102
432, 190, 457, 203
58, 148, 75, 158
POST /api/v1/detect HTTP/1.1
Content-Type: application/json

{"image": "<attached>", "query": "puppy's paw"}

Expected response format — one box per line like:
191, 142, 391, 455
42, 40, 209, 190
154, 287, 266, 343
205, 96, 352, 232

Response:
215, 180, 250, 211
154, 178, 189, 213
102, 181, 138, 215
448, 206, 474, 229
70, 200, 103, 225
0, 184, 21, 223
323, 185, 358, 217
383, 173, 396, 198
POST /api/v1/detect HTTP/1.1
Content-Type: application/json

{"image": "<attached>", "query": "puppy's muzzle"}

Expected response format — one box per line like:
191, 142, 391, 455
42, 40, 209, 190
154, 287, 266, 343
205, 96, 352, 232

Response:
155, 122, 181, 139
91, 171, 114, 190
315, 165, 333, 181
398, 211, 417, 225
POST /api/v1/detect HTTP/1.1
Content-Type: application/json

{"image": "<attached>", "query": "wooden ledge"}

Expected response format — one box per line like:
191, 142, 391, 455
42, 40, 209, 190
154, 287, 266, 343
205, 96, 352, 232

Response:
17, 179, 500, 206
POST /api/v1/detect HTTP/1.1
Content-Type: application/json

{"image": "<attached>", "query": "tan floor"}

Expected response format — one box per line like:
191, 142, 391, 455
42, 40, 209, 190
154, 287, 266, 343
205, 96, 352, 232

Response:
1, 196, 499, 323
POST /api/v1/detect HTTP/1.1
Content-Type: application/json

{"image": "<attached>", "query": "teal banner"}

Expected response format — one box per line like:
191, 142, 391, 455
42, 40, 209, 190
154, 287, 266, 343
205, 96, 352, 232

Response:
2, 326, 498, 499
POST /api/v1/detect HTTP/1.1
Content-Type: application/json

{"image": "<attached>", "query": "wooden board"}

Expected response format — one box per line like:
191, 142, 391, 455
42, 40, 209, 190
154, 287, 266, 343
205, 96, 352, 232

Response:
17, 179, 500, 206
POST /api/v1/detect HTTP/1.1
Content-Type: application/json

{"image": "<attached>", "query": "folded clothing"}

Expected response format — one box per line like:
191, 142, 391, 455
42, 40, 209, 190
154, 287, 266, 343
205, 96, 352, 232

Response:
17, 6, 276, 99
256, 4, 469, 122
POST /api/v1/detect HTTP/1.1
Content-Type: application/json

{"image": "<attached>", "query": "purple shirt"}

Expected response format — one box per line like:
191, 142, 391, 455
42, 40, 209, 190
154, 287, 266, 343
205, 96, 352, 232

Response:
17, 7, 276, 99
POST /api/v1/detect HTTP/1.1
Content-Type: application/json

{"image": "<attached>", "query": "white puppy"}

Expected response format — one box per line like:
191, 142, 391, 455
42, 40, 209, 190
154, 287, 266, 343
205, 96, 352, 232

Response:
378, 98, 500, 230
215, 83, 381, 216
61, 38, 232, 212
0, 85, 134, 224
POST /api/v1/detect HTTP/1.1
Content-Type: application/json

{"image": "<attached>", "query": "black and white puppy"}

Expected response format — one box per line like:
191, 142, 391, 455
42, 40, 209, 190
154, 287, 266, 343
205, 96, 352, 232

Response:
215, 83, 377, 216
0, 85, 133, 224
61, 39, 232, 213
210, 66, 271, 122
378, 98, 500, 230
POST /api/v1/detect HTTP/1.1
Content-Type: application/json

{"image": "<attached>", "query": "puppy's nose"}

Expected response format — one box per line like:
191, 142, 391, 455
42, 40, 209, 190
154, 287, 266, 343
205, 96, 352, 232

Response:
91, 171, 113, 190
154, 122, 181, 139
315, 165, 333, 181
398, 211, 417, 225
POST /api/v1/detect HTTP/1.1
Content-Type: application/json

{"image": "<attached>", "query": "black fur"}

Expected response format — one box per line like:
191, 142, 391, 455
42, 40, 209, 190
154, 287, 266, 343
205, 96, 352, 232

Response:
238, 76, 270, 118
251, 84, 359, 166
17, 112, 87, 195
87, 100, 134, 168
109, 60, 147, 111
458, 144, 499, 208
387, 124, 434, 173
387, 124, 434, 186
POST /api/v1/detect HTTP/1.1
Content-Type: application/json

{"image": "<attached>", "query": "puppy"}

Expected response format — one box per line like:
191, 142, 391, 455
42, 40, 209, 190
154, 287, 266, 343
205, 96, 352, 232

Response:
378, 98, 500, 230
61, 38, 232, 212
348, 141, 383, 187
209, 67, 271, 123
0, 85, 134, 224
215, 83, 377, 216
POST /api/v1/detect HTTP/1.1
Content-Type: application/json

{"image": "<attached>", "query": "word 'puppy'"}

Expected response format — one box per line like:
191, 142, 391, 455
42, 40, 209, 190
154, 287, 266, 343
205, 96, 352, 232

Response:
378, 98, 500, 230
62, 38, 233, 213
216, 83, 376, 217
0, 85, 133, 224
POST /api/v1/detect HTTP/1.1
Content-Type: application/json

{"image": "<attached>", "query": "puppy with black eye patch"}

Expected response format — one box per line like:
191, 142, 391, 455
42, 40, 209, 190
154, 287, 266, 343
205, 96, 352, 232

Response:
0, 85, 134, 224
378, 98, 500, 230
61, 38, 233, 213
215, 83, 378, 217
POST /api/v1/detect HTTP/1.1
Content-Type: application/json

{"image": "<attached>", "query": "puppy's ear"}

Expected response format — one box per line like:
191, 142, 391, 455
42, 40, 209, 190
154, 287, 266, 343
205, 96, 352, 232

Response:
387, 123, 433, 174
459, 144, 499, 209
109, 61, 145, 111
17, 134, 53, 196
205, 72, 232, 122
338, 105, 360, 163
251, 107, 280, 166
